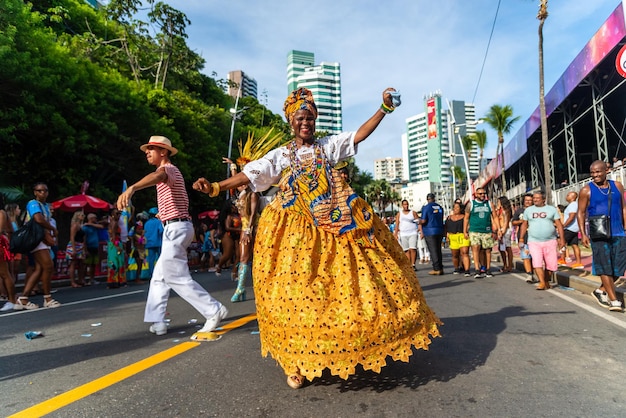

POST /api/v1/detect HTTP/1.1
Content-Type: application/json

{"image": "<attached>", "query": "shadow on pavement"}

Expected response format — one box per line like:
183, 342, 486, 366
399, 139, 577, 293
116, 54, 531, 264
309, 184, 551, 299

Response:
0, 310, 256, 382
312, 305, 576, 392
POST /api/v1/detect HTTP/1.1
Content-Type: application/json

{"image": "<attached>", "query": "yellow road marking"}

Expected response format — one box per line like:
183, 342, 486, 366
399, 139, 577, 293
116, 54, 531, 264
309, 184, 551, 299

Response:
214, 312, 257, 335
8, 342, 200, 418
9, 313, 258, 417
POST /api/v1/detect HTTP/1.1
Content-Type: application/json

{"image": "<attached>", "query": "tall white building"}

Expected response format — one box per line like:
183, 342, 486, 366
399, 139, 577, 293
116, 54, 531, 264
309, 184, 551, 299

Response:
449, 100, 479, 177
401, 94, 478, 202
286, 50, 342, 134
287, 50, 314, 92
402, 96, 451, 184
374, 157, 404, 182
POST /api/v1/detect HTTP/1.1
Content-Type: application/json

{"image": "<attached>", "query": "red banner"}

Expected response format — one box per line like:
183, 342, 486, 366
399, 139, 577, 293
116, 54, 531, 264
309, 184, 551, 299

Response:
427, 98, 437, 139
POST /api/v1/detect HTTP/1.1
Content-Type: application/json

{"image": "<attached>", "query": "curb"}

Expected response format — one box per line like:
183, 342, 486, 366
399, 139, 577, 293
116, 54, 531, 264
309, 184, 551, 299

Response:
513, 259, 625, 302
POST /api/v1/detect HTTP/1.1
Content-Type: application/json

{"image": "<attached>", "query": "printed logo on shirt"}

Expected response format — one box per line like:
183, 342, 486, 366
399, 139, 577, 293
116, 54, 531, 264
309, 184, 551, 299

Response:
532, 212, 547, 218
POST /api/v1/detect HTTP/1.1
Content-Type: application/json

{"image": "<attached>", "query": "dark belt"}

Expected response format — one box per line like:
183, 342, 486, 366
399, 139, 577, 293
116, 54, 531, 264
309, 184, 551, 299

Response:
162, 217, 191, 226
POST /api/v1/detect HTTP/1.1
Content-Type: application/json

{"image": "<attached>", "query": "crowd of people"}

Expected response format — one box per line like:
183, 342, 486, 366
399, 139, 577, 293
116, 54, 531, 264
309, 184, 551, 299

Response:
0, 182, 169, 311
0, 175, 261, 313
387, 159, 626, 314
389, 189, 571, 284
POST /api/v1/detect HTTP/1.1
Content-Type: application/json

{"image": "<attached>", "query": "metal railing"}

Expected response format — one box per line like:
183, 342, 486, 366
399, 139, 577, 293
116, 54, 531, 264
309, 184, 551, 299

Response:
546, 164, 626, 206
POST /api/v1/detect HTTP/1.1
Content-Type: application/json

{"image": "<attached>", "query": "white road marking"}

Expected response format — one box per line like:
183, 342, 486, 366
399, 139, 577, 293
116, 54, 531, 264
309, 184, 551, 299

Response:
0, 290, 145, 317
511, 272, 626, 329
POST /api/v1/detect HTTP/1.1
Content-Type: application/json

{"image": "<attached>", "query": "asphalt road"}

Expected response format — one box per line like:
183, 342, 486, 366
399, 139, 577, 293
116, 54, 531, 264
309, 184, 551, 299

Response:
2, 253, 626, 418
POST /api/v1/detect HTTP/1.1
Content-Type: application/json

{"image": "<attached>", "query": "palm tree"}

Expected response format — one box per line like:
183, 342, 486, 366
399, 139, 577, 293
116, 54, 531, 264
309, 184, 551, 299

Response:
461, 135, 475, 162
538, 0, 551, 203
364, 179, 391, 216
483, 105, 520, 192
387, 189, 401, 217
471, 130, 488, 172
451, 165, 466, 199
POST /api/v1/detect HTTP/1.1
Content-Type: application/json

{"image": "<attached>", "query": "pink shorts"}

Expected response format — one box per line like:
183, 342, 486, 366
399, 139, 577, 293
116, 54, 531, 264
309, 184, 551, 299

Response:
528, 240, 558, 271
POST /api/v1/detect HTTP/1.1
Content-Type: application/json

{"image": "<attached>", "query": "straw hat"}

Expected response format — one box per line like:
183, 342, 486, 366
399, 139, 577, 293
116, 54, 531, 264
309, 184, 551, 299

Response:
140, 135, 178, 156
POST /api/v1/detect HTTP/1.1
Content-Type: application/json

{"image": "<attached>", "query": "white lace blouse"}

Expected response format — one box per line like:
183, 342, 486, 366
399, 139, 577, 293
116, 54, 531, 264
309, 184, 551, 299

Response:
242, 131, 357, 193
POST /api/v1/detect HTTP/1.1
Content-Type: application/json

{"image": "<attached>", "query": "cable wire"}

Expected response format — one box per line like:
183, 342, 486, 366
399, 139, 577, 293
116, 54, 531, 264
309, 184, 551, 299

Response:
472, 0, 502, 103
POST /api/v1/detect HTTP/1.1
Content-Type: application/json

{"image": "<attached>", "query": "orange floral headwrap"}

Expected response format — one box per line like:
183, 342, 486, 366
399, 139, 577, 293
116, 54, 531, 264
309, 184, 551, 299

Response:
283, 87, 318, 122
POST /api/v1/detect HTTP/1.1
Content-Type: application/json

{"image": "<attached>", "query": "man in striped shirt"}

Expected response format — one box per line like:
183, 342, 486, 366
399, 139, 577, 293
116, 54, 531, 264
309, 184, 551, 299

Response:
117, 136, 228, 337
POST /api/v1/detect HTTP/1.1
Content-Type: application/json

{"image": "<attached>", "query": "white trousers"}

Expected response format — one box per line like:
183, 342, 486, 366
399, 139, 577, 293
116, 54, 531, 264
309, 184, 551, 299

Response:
417, 237, 430, 260
144, 221, 222, 323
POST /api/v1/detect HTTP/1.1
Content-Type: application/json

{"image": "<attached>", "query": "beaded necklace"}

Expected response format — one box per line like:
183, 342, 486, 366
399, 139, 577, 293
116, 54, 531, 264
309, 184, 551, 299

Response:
288, 140, 324, 187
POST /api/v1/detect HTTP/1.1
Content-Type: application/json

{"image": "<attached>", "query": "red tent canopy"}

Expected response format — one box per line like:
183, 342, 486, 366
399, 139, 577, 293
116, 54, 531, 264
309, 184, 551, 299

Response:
198, 209, 220, 220
52, 194, 113, 212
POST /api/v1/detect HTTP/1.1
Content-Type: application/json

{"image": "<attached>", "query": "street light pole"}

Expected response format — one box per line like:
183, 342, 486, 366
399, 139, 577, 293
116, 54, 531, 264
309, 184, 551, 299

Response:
450, 153, 457, 200
226, 83, 242, 181
446, 100, 483, 201
446, 100, 472, 202
455, 127, 472, 197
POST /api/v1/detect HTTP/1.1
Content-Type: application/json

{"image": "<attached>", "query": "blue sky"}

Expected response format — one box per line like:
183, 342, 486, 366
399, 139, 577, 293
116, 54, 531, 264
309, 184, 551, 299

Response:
163, 0, 622, 174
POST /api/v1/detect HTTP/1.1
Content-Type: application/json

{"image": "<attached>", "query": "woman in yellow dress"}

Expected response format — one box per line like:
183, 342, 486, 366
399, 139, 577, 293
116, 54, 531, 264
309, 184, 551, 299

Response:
193, 87, 441, 389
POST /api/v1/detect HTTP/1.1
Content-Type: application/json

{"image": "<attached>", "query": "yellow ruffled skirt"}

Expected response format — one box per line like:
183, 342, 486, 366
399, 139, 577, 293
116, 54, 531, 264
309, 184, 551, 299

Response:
253, 204, 441, 380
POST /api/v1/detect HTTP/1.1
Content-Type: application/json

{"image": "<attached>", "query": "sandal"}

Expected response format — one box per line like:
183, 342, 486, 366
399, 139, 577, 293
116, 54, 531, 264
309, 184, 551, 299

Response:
15, 297, 39, 310
43, 296, 62, 308
287, 373, 305, 389
536, 283, 551, 290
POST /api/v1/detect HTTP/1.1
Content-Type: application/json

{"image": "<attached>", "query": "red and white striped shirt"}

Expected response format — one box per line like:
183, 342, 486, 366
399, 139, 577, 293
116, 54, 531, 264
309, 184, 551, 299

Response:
156, 163, 189, 222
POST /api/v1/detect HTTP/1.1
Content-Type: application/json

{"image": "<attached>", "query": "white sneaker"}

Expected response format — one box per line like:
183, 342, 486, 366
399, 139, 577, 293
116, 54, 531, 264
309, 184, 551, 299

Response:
198, 305, 228, 333
609, 299, 623, 312
149, 322, 168, 335
0, 302, 15, 312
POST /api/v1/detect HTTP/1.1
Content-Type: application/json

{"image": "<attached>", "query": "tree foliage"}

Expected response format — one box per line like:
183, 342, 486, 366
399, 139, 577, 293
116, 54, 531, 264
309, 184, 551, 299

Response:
364, 179, 393, 216
471, 129, 488, 170
0, 0, 288, 214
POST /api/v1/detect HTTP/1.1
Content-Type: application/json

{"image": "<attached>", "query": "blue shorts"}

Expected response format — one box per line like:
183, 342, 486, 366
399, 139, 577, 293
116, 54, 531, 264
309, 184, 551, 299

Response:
519, 244, 532, 260
590, 236, 626, 277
